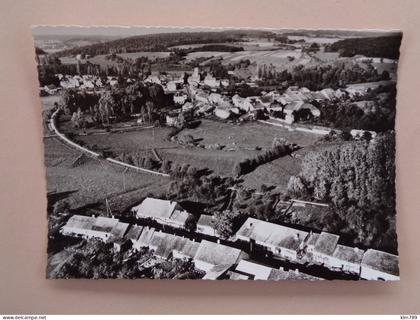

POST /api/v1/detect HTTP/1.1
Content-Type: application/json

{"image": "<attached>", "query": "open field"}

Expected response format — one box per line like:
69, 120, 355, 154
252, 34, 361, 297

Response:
187, 49, 323, 70
61, 118, 321, 178
287, 35, 343, 44
182, 119, 319, 148
60, 51, 171, 65
44, 137, 169, 212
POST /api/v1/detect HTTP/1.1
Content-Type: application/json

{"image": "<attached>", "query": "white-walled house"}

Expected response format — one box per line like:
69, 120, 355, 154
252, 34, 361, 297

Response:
235, 218, 309, 260
360, 249, 400, 281
60, 215, 129, 242
312, 232, 340, 266
330, 245, 365, 274
193, 240, 246, 273
131, 198, 189, 229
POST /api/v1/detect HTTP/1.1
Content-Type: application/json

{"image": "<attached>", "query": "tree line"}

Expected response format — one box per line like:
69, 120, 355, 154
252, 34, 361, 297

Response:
233, 143, 295, 176
257, 62, 387, 91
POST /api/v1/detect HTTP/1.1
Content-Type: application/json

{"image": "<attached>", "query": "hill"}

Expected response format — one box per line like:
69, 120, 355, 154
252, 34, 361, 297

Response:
53, 30, 273, 57
325, 35, 402, 59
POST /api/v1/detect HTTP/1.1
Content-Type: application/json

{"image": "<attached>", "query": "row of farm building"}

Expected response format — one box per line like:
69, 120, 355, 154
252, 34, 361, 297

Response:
60, 214, 321, 280
59, 197, 399, 281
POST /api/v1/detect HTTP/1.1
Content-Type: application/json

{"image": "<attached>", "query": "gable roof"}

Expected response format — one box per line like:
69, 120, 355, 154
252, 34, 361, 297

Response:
124, 225, 144, 242
314, 232, 340, 256
307, 233, 320, 246
63, 215, 95, 231
194, 240, 243, 267
333, 245, 365, 265
202, 264, 232, 280
149, 232, 199, 260
170, 209, 189, 226
136, 227, 155, 247
132, 198, 179, 220
361, 249, 399, 276
235, 260, 272, 280
110, 222, 130, 238
91, 216, 118, 233
236, 218, 308, 252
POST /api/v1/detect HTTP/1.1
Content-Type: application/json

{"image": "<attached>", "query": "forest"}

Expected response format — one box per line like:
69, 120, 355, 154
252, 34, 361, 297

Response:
257, 62, 387, 91
287, 133, 397, 253
325, 35, 402, 59
53, 30, 261, 57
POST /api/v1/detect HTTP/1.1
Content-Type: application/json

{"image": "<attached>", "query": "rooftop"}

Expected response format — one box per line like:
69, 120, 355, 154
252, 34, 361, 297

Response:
235, 260, 272, 280
110, 222, 130, 238
314, 232, 340, 256
202, 264, 232, 280
91, 216, 119, 233
236, 218, 308, 252
228, 271, 250, 280
124, 225, 144, 242
333, 245, 365, 265
132, 197, 178, 220
136, 227, 155, 247
307, 233, 320, 246
194, 240, 243, 268
63, 215, 95, 231
151, 233, 199, 260
267, 268, 291, 281
361, 249, 399, 276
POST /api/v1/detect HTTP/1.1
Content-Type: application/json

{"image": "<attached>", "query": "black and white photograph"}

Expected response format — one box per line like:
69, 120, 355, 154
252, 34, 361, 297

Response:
33, 26, 402, 280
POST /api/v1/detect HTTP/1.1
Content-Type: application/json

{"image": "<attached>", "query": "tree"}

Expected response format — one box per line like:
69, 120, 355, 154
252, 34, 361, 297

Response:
212, 210, 244, 239
98, 91, 116, 125
184, 214, 197, 232
145, 100, 154, 123
161, 160, 171, 173
52, 199, 70, 215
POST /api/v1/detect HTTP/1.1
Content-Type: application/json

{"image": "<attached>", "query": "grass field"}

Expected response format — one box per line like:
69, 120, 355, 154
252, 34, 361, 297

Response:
62, 119, 320, 179
60, 51, 171, 66
44, 137, 169, 213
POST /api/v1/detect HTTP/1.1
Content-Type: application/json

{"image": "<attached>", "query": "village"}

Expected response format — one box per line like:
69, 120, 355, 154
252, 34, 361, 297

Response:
40, 65, 391, 140
37, 28, 401, 280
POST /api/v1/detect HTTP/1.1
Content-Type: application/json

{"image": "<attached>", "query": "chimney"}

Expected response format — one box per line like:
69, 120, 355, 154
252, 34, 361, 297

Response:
217, 239, 220, 244
295, 269, 299, 275
279, 267, 284, 271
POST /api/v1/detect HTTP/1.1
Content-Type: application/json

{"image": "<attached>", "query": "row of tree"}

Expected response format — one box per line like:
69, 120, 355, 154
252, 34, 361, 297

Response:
257, 62, 387, 91
233, 143, 294, 176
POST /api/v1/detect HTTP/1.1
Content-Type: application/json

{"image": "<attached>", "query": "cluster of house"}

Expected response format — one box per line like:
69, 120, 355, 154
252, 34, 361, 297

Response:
41, 74, 140, 95
234, 217, 399, 280
60, 197, 399, 281
60, 213, 320, 280
165, 68, 391, 126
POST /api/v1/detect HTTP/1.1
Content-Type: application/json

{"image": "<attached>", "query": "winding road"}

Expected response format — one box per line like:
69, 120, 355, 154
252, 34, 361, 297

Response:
48, 108, 170, 177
